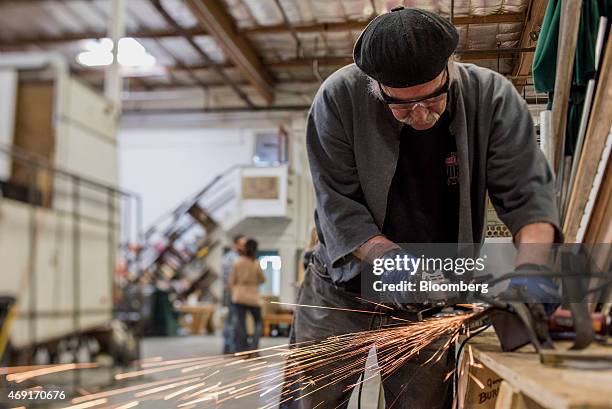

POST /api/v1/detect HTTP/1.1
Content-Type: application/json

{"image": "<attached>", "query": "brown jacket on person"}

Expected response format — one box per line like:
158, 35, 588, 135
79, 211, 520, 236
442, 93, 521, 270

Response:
229, 256, 266, 307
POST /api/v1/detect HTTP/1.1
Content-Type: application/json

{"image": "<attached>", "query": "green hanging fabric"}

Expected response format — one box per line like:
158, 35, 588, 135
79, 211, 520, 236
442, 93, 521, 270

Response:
532, 0, 610, 155
533, 0, 562, 93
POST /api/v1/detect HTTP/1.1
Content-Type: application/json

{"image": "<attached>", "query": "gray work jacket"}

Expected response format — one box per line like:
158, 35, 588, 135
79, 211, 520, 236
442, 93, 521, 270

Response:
307, 63, 560, 284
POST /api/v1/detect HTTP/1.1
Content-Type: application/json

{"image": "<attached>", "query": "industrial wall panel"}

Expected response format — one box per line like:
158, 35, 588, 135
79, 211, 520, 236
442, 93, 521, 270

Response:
63, 78, 119, 142
0, 199, 115, 348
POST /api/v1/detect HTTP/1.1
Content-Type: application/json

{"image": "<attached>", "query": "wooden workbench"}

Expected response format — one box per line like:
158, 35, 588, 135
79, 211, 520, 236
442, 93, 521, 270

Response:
262, 313, 293, 337
175, 304, 216, 335
459, 330, 612, 409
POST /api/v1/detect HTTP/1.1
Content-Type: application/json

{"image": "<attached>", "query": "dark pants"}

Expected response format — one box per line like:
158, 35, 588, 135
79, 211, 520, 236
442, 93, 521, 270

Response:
280, 264, 454, 409
222, 305, 236, 354
231, 303, 263, 352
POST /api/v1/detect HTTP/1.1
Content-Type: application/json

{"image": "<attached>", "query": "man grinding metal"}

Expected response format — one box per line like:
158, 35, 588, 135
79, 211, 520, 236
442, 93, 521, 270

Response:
283, 6, 560, 409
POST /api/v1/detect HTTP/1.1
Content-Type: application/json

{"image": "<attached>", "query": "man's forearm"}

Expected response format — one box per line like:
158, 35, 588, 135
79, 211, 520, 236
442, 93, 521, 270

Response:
515, 222, 555, 266
353, 235, 399, 264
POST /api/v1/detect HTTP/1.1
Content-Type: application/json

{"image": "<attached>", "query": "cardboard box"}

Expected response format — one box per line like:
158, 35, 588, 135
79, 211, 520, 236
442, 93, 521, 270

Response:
457, 355, 503, 408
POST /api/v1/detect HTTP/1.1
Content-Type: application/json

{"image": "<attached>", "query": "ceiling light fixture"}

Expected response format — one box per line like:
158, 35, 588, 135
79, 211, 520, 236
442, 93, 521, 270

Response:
76, 37, 157, 69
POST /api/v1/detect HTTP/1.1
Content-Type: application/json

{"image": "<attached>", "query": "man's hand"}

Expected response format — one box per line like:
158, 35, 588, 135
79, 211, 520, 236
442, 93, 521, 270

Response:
499, 264, 560, 315
375, 248, 459, 306
508, 223, 559, 315
355, 236, 459, 306
509, 264, 558, 300
377, 248, 423, 305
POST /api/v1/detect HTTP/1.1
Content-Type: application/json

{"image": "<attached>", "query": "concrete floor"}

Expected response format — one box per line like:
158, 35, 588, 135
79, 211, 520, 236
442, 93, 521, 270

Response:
2, 335, 383, 409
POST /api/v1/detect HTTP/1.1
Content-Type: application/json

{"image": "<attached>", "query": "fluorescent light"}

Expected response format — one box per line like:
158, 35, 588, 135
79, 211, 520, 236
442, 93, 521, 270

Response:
117, 38, 156, 67
77, 50, 113, 67
76, 37, 157, 68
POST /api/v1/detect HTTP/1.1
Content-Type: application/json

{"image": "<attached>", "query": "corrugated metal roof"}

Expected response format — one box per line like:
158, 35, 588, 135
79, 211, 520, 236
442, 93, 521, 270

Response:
0, 0, 537, 107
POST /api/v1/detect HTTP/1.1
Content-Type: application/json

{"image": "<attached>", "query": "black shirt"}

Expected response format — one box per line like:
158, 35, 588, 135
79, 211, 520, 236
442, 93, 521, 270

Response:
382, 112, 460, 243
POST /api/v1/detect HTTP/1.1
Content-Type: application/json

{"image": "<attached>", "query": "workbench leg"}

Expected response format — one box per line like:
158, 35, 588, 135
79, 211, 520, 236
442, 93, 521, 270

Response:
192, 313, 204, 335
263, 320, 270, 337
495, 382, 527, 409
205, 312, 215, 334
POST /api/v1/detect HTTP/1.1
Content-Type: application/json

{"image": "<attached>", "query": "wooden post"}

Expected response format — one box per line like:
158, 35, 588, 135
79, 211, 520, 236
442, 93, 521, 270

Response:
563, 36, 612, 241
583, 156, 612, 244
550, 0, 583, 177
511, 0, 548, 94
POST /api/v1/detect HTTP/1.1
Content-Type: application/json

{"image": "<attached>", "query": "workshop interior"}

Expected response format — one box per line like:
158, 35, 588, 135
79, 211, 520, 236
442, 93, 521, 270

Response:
0, 0, 611, 408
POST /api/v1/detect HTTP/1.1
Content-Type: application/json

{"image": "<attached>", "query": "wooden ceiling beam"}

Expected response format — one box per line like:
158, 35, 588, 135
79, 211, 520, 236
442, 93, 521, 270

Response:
0, 12, 525, 48
243, 12, 525, 35
456, 47, 536, 61
265, 49, 534, 68
184, 0, 275, 105
74, 49, 535, 82
511, 0, 549, 93
0, 27, 206, 48
149, 0, 254, 107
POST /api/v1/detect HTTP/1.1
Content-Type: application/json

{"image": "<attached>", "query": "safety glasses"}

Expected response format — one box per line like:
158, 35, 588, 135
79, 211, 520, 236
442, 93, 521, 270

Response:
378, 67, 449, 110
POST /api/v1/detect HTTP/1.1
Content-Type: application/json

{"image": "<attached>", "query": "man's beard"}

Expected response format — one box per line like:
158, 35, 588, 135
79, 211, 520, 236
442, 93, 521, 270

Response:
400, 110, 441, 128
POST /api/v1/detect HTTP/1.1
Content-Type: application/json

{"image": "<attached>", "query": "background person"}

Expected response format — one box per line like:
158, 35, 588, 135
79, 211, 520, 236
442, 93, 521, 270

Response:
229, 238, 266, 353
221, 234, 246, 354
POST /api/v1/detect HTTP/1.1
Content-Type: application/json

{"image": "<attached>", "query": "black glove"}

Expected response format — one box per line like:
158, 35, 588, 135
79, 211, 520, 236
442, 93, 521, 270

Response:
376, 249, 456, 306
375, 248, 421, 306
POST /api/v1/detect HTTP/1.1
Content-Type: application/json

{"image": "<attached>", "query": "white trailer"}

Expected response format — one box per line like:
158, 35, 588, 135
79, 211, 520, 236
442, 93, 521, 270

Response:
0, 53, 141, 360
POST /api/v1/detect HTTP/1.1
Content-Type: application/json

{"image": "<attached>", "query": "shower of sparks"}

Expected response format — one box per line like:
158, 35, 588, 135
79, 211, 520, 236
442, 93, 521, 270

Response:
62, 398, 108, 409
3, 307, 477, 408
270, 301, 387, 316
0, 364, 55, 376
113, 402, 140, 409
5, 363, 98, 383
353, 297, 395, 310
